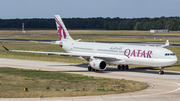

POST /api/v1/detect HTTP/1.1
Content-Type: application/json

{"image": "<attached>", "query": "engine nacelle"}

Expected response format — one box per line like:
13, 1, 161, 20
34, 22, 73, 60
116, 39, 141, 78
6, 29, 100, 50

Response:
89, 59, 107, 70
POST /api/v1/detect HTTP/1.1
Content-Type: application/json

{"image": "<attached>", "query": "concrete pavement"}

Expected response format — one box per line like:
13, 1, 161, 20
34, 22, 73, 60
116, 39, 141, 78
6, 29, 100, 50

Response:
0, 58, 180, 101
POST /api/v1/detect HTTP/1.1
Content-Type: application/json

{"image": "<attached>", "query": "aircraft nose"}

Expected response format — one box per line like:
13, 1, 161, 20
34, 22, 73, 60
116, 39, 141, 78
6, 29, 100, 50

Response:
172, 55, 178, 64
175, 56, 178, 62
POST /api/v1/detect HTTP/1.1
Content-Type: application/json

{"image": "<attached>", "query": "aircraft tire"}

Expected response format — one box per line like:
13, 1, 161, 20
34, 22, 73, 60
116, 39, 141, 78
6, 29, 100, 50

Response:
122, 65, 125, 70
92, 68, 96, 71
95, 70, 99, 72
125, 65, 129, 70
88, 66, 92, 71
159, 71, 164, 75
117, 65, 122, 70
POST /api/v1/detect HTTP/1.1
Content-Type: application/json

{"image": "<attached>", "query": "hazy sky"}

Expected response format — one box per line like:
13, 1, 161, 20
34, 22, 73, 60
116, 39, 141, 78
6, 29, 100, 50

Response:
0, 0, 179, 19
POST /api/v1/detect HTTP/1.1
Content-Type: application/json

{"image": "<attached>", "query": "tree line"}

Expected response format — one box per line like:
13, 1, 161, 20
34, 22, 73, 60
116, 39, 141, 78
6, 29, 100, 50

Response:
0, 16, 180, 30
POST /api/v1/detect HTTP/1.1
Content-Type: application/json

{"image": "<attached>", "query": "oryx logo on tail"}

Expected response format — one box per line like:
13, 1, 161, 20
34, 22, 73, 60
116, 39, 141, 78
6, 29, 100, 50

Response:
55, 16, 67, 41
54, 15, 74, 41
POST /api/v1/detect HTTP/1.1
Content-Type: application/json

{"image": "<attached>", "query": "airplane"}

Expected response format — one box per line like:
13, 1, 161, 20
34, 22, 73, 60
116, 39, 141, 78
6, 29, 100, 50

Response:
2, 15, 178, 75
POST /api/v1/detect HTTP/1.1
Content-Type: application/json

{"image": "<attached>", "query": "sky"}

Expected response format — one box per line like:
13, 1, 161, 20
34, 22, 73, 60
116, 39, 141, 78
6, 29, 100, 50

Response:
0, 0, 180, 19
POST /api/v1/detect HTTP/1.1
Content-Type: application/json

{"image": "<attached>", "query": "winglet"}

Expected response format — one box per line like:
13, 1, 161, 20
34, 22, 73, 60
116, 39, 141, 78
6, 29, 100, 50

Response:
2, 45, 9, 51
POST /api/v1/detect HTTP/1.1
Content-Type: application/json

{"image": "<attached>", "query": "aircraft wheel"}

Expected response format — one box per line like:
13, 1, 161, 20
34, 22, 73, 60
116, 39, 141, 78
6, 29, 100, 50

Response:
122, 65, 125, 70
92, 68, 96, 71
125, 65, 129, 70
159, 67, 164, 75
95, 70, 99, 72
159, 71, 164, 75
117, 65, 122, 70
88, 66, 92, 71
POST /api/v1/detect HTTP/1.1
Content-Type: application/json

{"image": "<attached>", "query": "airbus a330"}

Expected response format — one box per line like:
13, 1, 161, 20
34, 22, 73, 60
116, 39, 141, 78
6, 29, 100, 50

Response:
3, 15, 178, 74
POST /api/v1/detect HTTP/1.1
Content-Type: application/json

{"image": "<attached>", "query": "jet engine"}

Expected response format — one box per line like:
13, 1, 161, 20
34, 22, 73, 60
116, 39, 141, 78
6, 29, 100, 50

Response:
89, 59, 107, 70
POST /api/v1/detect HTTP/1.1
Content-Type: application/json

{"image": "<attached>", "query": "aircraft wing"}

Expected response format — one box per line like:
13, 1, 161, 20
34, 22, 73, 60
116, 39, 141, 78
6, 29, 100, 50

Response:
2, 46, 122, 61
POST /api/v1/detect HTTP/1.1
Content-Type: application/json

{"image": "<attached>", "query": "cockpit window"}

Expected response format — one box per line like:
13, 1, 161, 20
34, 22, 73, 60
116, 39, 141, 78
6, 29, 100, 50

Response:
165, 53, 175, 56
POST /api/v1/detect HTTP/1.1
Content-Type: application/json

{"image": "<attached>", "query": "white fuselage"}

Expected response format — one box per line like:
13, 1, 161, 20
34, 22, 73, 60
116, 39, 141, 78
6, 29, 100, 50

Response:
62, 40, 177, 67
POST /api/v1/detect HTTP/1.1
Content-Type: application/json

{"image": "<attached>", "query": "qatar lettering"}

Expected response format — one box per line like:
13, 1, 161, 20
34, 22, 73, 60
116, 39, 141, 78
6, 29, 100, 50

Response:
124, 49, 152, 58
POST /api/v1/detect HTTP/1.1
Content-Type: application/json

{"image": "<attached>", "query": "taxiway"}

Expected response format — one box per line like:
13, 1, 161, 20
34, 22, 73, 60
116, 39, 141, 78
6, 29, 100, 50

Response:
0, 58, 180, 101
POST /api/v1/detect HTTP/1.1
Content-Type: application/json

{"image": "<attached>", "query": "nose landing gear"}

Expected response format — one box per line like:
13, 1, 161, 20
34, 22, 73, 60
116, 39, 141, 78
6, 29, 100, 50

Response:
159, 67, 164, 75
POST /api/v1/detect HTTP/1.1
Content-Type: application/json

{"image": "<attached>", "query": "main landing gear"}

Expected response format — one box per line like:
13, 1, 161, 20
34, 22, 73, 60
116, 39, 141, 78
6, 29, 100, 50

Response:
88, 65, 130, 71
88, 66, 92, 71
117, 65, 129, 70
159, 67, 164, 75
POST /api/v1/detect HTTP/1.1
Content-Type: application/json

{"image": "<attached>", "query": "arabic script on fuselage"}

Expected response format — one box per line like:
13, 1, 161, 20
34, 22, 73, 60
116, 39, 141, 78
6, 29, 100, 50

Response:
110, 46, 123, 50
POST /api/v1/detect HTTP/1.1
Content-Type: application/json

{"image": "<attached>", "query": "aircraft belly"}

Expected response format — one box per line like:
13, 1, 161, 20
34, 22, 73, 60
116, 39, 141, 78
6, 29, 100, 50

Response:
106, 60, 128, 65
125, 57, 177, 67
125, 57, 153, 66
152, 58, 177, 67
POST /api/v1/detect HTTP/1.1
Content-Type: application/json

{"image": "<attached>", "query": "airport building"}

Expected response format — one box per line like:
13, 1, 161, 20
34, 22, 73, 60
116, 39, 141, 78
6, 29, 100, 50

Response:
150, 29, 169, 33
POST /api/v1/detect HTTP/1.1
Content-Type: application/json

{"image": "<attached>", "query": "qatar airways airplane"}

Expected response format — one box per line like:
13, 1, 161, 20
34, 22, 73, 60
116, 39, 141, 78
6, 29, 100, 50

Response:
3, 15, 178, 74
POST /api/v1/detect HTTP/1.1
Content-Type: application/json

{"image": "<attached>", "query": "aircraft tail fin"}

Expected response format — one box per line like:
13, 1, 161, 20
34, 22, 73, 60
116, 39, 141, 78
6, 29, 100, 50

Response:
54, 15, 74, 41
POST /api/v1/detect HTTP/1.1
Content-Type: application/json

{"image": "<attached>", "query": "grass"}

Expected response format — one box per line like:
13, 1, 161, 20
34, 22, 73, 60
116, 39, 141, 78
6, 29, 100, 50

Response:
1, 30, 180, 41
1, 30, 180, 35
0, 67, 148, 98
